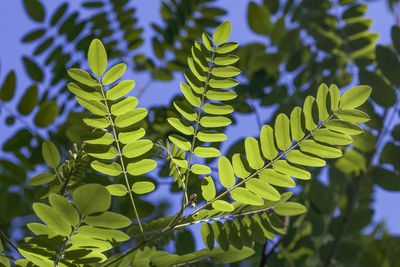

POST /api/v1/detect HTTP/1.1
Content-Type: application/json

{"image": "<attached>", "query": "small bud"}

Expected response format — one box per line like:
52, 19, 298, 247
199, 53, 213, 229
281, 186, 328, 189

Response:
189, 194, 197, 203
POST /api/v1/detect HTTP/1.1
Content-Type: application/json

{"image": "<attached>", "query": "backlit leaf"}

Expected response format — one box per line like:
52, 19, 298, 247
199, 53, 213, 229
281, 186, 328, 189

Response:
303, 96, 318, 131
106, 80, 135, 100
273, 160, 311, 180
194, 147, 221, 158
67, 68, 98, 86
201, 176, 216, 201
102, 63, 126, 85
206, 89, 237, 100
213, 21, 231, 44
85, 211, 131, 229
127, 159, 157, 176
115, 108, 147, 128
245, 137, 264, 169
33, 203, 71, 236
259, 169, 295, 188
88, 39, 107, 77
274, 202, 307, 216
212, 200, 234, 212
232, 153, 251, 178
316, 83, 329, 121
132, 181, 155, 194
209, 78, 238, 89
76, 97, 107, 116
200, 116, 231, 128
198, 131, 227, 142
42, 140, 60, 169
336, 109, 370, 123
216, 42, 239, 54
180, 83, 201, 107
192, 164, 211, 175
169, 134, 191, 151
300, 140, 342, 158
313, 129, 353, 145
275, 113, 291, 151
168, 118, 194, 135
230, 187, 263, 205
202, 33, 214, 50
246, 178, 280, 201
111, 97, 138, 115
260, 125, 278, 160
290, 107, 305, 141
214, 55, 240, 66
49, 193, 79, 226
67, 82, 102, 100
339, 85, 372, 109
201, 223, 215, 250
329, 84, 340, 111
73, 184, 111, 216
212, 66, 241, 78
106, 184, 127, 196
325, 119, 363, 135
122, 140, 153, 158
91, 160, 121, 178
218, 156, 235, 188
286, 150, 326, 167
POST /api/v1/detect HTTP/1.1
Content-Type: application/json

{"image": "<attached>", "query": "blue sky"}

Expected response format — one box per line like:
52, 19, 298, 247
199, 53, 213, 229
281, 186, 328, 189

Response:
0, 0, 398, 248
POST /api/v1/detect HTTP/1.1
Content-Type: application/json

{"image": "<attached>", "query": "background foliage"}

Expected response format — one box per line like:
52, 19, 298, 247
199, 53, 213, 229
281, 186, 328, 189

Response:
0, 0, 400, 266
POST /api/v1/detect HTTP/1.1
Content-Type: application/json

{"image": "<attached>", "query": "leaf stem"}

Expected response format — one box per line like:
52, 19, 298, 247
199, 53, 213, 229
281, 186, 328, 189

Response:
184, 112, 337, 219
182, 49, 216, 208
97, 79, 144, 234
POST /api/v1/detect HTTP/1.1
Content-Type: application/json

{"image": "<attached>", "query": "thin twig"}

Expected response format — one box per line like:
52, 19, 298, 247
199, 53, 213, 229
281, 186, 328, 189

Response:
0, 252, 16, 261
249, 99, 262, 130
259, 216, 290, 266
0, 230, 19, 252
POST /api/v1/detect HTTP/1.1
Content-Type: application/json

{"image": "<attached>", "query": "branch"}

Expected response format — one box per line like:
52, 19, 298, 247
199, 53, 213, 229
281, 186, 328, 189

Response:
0, 230, 19, 253
259, 216, 290, 267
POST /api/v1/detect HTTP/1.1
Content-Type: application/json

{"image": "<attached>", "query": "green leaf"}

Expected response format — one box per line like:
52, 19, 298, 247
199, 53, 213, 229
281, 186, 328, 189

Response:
115, 108, 147, 128
212, 246, 255, 263
275, 113, 292, 151
200, 116, 231, 128
194, 147, 221, 158
201, 176, 216, 201
119, 128, 146, 144
316, 83, 329, 121
88, 39, 107, 77
188, 57, 206, 82
339, 85, 372, 109
260, 125, 278, 160
42, 140, 60, 169
232, 153, 251, 178
23, 0, 45, 22
216, 42, 239, 54
214, 55, 239, 66
110, 97, 138, 116
102, 63, 126, 85
169, 134, 191, 151
22, 28, 45, 42
106, 184, 127, 196
202, 33, 214, 50
329, 84, 340, 111
85, 211, 131, 229
209, 78, 238, 89
0, 71, 16, 101
246, 178, 280, 201
303, 96, 318, 131
180, 83, 201, 106
325, 119, 363, 135
83, 117, 110, 128
91, 161, 121, 176
28, 172, 56, 186
376, 45, 400, 86
212, 200, 234, 212
168, 117, 194, 135
32, 203, 71, 236
78, 226, 129, 242
359, 70, 396, 108
50, 3, 67, 26
371, 167, 400, 191
274, 202, 307, 216
23, 57, 43, 82
172, 158, 188, 168
86, 144, 117, 160
300, 140, 342, 158
212, 66, 241, 78
336, 109, 370, 123
132, 181, 155, 194
259, 169, 295, 188
72, 184, 111, 216
213, 21, 231, 45
67, 68, 98, 86
49, 193, 80, 226
106, 80, 135, 100
245, 137, 264, 169
230, 187, 263, 205
192, 164, 211, 175
206, 89, 237, 100
290, 107, 305, 142
174, 101, 197, 121
204, 103, 234, 115
127, 159, 157, 176
34, 100, 59, 127
218, 156, 236, 188
77, 97, 107, 116
273, 160, 311, 180
67, 82, 102, 100
247, 2, 271, 35
213, 221, 230, 251
197, 131, 227, 142
286, 150, 326, 167
27, 222, 57, 237
18, 85, 38, 115
201, 223, 214, 250
122, 140, 153, 158
184, 71, 203, 94
313, 128, 353, 145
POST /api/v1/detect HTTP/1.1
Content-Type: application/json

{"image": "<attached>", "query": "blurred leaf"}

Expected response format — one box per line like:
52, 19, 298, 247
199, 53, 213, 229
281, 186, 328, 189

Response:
0, 70, 16, 101
34, 100, 59, 127
18, 85, 38, 115
376, 45, 400, 86
248, 2, 271, 35
42, 140, 60, 169
371, 167, 400, 191
23, 0, 45, 22
22, 57, 44, 82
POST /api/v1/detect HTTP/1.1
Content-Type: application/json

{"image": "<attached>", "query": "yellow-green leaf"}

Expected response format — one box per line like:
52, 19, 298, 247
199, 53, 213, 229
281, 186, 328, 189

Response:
230, 187, 263, 206
102, 63, 126, 85
132, 181, 155, 194
202, 33, 214, 51
232, 153, 251, 179
200, 116, 232, 128
212, 66, 241, 78
274, 202, 307, 216
202, 176, 216, 201
316, 83, 329, 121
88, 39, 107, 77
213, 21, 231, 45
194, 146, 221, 158
303, 96, 318, 131
218, 156, 236, 188
245, 137, 264, 169
106, 184, 127, 196
198, 131, 227, 142
260, 125, 278, 160
42, 140, 60, 169
290, 107, 305, 141
340, 85, 372, 109
212, 200, 234, 212
174, 101, 197, 121
275, 113, 291, 151
214, 55, 239, 66
180, 82, 201, 107
111, 97, 138, 115
169, 134, 191, 151
313, 129, 353, 145
286, 150, 326, 167
32, 203, 71, 236
325, 119, 363, 135
168, 118, 194, 135
67, 68, 98, 86
76, 97, 107, 116
273, 160, 311, 180
259, 169, 295, 188
115, 108, 147, 128
127, 159, 157, 176
91, 161, 122, 176
300, 140, 342, 158
122, 139, 153, 158
67, 82, 102, 100
246, 178, 280, 201
204, 103, 234, 115
118, 128, 146, 144
106, 80, 135, 100
336, 109, 370, 123
206, 89, 237, 100
329, 84, 340, 111
216, 42, 239, 54
192, 164, 211, 175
